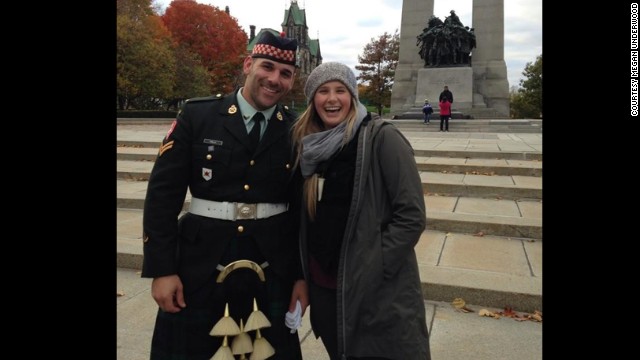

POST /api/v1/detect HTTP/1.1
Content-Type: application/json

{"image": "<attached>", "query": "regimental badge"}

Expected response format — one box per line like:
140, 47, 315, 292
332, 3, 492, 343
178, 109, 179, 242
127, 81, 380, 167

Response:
202, 168, 213, 181
276, 111, 283, 121
228, 105, 237, 114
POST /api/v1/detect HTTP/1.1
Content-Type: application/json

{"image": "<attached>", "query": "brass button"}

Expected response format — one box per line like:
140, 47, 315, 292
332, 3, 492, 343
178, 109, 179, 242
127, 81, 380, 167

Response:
285, 163, 291, 169
237, 226, 244, 233
244, 184, 250, 191
206, 154, 212, 160
250, 160, 255, 166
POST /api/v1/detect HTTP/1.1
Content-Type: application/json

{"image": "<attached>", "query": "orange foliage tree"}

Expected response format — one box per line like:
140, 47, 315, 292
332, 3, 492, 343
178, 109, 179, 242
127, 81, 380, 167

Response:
162, 0, 248, 94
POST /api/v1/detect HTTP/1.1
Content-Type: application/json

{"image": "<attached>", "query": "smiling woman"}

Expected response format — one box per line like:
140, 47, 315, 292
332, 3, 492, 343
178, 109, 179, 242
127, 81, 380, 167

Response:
291, 62, 431, 360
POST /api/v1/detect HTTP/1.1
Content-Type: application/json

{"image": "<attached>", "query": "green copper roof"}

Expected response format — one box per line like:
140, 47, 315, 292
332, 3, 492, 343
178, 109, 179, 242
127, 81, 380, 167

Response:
309, 39, 320, 57
282, 1, 306, 26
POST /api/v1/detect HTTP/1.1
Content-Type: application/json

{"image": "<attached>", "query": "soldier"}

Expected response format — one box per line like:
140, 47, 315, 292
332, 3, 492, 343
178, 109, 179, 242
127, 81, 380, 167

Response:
141, 31, 308, 360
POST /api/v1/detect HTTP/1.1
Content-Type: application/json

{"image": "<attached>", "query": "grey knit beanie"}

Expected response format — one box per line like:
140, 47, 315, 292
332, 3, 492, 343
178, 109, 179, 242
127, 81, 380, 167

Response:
304, 62, 358, 104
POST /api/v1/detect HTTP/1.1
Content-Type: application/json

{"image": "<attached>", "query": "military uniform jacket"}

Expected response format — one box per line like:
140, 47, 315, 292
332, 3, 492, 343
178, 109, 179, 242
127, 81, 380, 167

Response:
141, 91, 300, 294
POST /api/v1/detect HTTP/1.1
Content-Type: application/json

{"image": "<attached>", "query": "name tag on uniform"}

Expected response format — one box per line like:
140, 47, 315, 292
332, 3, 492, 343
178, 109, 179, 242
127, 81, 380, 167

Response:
203, 139, 223, 145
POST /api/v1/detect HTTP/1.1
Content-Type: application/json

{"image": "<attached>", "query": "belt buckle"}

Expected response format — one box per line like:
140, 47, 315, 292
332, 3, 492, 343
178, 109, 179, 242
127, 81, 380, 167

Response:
235, 203, 257, 220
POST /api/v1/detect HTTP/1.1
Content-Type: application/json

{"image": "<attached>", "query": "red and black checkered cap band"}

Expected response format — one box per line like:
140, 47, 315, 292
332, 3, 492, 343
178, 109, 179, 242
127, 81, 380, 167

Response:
252, 44, 296, 65
251, 31, 298, 66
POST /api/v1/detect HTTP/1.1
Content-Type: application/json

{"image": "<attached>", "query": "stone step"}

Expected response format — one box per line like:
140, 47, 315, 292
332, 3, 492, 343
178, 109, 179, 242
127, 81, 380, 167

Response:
421, 171, 541, 200
117, 117, 543, 127
415, 156, 541, 177
413, 149, 541, 161
117, 128, 543, 161
116, 179, 541, 239
116, 160, 541, 200
116, 123, 543, 312
116, 147, 542, 177
117, 208, 541, 312
401, 125, 541, 133
390, 118, 542, 133
117, 141, 542, 161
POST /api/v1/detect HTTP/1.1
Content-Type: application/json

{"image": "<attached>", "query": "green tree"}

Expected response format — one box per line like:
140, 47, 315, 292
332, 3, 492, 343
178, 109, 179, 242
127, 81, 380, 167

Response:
167, 45, 211, 110
510, 54, 542, 119
355, 30, 399, 116
117, 0, 176, 109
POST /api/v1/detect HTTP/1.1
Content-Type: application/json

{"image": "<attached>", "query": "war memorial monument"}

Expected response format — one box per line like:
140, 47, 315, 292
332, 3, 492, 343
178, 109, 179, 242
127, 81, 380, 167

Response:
390, 0, 510, 118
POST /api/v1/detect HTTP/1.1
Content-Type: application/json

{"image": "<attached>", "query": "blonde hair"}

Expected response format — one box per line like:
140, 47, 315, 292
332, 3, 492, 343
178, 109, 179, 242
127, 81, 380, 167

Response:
292, 97, 360, 219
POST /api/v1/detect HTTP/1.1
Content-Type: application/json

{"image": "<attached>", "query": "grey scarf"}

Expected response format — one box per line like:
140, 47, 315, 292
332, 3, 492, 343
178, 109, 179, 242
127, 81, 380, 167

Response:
300, 102, 368, 178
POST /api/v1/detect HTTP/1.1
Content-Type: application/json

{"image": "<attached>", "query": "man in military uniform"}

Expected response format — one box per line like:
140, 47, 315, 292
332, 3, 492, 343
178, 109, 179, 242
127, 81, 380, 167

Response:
141, 31, 308, 360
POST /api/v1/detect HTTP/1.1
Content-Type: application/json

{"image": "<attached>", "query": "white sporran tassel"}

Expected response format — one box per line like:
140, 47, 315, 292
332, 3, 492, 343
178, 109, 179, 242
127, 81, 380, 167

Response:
249, 328, 275, 360
210, 303, 241, 336
245, 298, 271, 332
231, 319, 253, 355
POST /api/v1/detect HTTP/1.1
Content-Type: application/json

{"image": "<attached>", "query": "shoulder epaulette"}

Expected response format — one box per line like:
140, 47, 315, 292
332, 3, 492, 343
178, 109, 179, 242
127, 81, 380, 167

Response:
281, 104, 298, 119
185, 93, 224, 103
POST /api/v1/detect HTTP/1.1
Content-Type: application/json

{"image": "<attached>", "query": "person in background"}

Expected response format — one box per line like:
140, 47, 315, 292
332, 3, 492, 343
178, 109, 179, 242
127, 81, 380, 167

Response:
422, 98, 433, 124
439, 97, 452, 132
141, 31, 308, 360
291, 62, 431, 360
439, 84, 453, 104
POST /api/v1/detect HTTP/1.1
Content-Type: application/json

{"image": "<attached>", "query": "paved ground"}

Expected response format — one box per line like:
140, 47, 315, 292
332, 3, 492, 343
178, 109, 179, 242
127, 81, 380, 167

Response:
117, 267, 542, 360
116, 121, 543, 359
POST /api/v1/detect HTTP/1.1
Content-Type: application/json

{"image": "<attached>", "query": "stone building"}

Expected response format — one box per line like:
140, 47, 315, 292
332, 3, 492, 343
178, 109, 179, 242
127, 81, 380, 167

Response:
246, 0, 322, 75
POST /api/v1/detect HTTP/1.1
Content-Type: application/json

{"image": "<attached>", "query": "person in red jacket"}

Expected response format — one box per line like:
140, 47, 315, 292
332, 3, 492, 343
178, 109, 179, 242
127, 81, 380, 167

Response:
439, 97, 452, 132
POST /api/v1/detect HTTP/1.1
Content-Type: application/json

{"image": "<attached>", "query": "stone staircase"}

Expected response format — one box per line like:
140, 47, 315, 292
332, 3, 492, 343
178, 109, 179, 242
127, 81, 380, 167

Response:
117, 124, 542, 312
389, 107, 542, 133
392, 117, 542, 133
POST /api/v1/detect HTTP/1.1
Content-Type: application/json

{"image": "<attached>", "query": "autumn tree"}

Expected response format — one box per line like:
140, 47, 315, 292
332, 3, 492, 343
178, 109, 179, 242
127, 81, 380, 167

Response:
117, 0, 176, 109
510, 54, 542, 119
162, 0, 248, 94
355, 30, 400, 115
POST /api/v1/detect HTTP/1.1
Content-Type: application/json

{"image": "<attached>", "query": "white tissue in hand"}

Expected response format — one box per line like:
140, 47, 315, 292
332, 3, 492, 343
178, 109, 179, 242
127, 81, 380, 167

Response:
285, 300, 302, 333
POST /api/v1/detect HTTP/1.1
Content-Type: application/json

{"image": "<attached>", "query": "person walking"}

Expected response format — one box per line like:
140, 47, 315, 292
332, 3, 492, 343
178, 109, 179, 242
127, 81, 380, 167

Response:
422, 99, 433, 124
291, 62, 431, 360
141, 31, 308, 360
439, 97, 452, 132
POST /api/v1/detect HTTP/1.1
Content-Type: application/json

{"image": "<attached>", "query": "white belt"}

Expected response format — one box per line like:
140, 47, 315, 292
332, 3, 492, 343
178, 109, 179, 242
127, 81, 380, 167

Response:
189, 197, 288, 221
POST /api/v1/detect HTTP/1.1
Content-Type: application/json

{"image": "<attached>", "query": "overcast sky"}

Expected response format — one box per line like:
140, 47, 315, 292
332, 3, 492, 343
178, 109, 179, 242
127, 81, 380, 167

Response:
154, 0, 542, 89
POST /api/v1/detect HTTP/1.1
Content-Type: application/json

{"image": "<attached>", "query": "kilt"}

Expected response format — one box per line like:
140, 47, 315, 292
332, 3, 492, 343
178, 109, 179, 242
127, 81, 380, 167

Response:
149, 266, 302, 360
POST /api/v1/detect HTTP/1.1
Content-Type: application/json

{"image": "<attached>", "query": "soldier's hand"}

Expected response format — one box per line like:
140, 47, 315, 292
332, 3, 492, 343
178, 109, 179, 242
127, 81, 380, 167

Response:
290, 279, 309, 317
151, 275, 186, 313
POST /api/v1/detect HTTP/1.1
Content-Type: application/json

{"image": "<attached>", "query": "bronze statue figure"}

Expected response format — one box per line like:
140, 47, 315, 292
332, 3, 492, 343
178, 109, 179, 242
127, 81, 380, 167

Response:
416, 10, 476, 67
